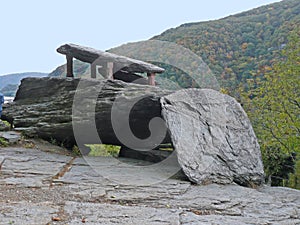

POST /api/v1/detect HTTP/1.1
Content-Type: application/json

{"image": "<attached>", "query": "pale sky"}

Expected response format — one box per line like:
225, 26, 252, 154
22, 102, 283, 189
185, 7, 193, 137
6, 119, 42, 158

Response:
0, 0, 281, 75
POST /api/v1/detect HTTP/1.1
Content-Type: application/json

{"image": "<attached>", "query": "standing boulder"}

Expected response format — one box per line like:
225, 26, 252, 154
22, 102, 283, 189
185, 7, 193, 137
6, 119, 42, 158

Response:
161, 89, 264, 187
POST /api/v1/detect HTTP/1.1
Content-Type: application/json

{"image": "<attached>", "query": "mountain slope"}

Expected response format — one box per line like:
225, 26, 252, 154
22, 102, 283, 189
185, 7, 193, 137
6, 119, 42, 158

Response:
0, 72, 48, 96
151, 0, 300, 94
49, 0, 300, 95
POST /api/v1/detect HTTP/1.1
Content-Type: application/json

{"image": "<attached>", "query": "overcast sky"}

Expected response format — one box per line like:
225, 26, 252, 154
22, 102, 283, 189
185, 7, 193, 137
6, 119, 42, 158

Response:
0, 0, 281, 75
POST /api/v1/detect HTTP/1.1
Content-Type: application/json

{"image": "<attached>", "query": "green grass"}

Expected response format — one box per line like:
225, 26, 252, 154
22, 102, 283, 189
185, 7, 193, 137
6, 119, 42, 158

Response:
2, 120, 11, 127
86, 144, 121, 157
0, 137, 9, 147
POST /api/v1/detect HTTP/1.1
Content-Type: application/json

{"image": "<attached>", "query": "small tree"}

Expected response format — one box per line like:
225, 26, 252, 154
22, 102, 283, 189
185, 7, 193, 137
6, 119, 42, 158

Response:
248, 29, 300, 186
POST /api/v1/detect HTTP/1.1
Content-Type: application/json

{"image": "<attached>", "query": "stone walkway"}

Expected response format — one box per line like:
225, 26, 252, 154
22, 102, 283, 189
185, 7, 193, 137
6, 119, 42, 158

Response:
0, 145, 299, 224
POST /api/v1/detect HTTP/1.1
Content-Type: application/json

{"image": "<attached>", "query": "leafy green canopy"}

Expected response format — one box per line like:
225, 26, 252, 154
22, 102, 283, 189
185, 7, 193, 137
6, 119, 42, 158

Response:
250, 29, 299, 154
244, 29, 300, 187
153, 0, 300, 96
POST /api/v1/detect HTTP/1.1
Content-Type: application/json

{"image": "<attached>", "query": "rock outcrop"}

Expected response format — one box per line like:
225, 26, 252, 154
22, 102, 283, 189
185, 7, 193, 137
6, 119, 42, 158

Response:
2, 77, 264, 187
57, 43, 165, 74
0, 146, 299, 224
161, 89, 264, 187
2, 77, 172, 151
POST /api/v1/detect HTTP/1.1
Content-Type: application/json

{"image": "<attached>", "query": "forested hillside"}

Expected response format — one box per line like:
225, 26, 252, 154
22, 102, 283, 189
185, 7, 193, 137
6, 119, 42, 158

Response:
241, 28, 299, 188
49, 0, 299, 97
152, 0, 300, 96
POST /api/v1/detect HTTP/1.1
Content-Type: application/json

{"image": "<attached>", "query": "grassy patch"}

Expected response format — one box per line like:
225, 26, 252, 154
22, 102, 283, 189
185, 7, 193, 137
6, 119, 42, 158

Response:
2, 120, 11, 127
86, 144, 121, 157
0, 137, 9, 147
72, 145, 82, 156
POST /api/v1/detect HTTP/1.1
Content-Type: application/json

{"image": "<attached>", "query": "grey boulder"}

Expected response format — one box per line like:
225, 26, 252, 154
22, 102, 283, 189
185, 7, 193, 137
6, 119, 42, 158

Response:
161, 89, 264, 187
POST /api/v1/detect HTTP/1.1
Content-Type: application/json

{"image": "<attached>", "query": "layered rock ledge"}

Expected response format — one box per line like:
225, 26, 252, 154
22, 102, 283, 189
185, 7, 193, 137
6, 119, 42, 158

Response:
0, 146, 299, 224
2, 77, 264, 187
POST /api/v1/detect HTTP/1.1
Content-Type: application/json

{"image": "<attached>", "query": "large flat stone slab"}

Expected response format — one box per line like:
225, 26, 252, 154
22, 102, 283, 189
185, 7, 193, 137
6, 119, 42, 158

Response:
0, 147, 299, 224
0, 201, 59, 225
0, 147, 72, 188
64, 202, 180, 225
0, 131, 21, 143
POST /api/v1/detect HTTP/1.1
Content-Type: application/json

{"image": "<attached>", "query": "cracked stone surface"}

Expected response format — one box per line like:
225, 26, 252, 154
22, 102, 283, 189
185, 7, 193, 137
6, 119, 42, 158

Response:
0, 131, 21, 143
161, 89, 264, 187
0, 146, 299, 224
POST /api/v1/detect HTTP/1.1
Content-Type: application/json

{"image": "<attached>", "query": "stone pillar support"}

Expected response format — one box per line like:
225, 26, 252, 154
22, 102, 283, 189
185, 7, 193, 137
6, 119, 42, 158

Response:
107, 62, 114, 80
147, 73, 156, 86
66, 55, 74, 77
